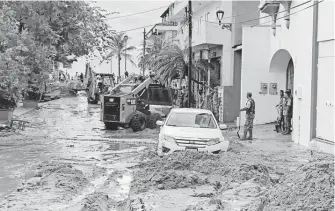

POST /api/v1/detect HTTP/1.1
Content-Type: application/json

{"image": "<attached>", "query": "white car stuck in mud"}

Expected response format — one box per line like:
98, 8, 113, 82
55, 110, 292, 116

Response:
156, 108, 229, 155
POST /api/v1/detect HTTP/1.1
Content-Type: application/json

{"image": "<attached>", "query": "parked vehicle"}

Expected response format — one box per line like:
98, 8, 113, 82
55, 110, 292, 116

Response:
156, 108, 229, 155
84, 63, 115, 104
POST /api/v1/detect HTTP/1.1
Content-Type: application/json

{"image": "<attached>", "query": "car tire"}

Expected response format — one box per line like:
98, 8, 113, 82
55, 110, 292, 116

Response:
104, 122, 118, 130
147, 113, 162, 129
131, 113, 147, 132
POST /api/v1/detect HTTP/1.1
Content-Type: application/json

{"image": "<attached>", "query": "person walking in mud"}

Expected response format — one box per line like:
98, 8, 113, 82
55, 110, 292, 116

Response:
282, 90, 293, 135
240, 92, 255, 141
275, 90, 285, 132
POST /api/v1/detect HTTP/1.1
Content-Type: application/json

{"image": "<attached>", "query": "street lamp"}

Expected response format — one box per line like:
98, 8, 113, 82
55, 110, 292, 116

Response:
216, 9, 232, 31
124, 35, 128, 77
216, 10, 224, 25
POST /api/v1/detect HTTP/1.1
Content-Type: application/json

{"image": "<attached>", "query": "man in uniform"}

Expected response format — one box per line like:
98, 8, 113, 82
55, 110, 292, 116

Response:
275, 90, 285, 132
240, 92, 256, 141
282, 90, 293, 135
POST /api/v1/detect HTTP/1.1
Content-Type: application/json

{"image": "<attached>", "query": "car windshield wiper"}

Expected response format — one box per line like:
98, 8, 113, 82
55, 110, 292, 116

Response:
167, 124, 178, 127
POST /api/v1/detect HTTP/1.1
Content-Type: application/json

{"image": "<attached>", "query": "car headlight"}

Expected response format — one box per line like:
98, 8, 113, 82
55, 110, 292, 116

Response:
164, 135, 176, 143
207, 138, 220, 146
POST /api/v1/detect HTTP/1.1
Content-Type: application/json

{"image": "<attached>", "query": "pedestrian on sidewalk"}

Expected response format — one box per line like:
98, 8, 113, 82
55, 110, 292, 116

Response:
240, 92, 255, 141
275, 90, 285, 132
282, 89, 293, 135
125, 71, 129, 78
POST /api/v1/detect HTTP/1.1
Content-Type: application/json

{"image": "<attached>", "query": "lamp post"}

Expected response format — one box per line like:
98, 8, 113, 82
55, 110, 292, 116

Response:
124, 35, 128, 78
216, 10, 224, 25
216, 9, 232, 31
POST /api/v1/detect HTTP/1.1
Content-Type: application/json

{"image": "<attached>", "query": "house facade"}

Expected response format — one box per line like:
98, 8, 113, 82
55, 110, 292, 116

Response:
240, 0, 334, 153
164, 0, 259, 122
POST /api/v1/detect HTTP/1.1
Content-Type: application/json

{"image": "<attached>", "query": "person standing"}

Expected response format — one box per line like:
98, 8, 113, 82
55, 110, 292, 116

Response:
282, 90, 293, 135
125, 70, 129, 78
79, 73, 84, 83
240, 92, 256, 141
275, 90, 285, 132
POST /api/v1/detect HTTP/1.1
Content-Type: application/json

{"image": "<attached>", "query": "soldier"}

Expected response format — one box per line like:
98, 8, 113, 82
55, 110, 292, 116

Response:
240, 92, 256, 141
282, 90, 293, 135
275, 90, 285, 132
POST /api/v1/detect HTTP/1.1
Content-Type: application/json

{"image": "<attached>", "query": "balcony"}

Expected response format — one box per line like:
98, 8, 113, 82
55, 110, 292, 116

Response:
166, 1, 213, 22
259, 0, 293, 33
155, 22, 178, 33
192, 21, 225, 47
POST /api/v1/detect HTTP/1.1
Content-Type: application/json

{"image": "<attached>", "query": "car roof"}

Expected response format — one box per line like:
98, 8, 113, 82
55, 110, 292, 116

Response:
170, 108, 213, 114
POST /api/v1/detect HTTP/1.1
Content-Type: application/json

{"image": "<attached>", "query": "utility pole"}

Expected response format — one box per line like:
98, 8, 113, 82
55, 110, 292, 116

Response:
143, 28, 146, 76
187, 0, 192, 108
110, 56, 113, 74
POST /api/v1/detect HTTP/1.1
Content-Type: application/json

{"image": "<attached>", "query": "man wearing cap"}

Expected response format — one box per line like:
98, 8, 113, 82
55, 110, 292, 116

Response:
282, 89, 293, 135
240, 92, 256, 141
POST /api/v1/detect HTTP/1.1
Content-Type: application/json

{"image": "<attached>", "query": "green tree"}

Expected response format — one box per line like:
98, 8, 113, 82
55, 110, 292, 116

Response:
0, 1, 113, 96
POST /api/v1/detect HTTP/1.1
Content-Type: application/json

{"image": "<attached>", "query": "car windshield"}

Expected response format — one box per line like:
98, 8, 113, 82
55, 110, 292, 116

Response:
166, 112, 217, 128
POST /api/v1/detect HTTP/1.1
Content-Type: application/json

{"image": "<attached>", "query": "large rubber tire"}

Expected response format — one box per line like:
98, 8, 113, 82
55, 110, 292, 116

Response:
104, 122, 118, 130
131, 113, 147, 132
147, 113, 162, 129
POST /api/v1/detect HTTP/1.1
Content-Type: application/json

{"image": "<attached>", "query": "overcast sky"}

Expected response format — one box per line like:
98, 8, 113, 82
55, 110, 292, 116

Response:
75, 1, 171, 76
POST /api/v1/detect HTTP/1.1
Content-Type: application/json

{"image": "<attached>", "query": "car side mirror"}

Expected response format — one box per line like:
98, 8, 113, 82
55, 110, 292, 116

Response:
219, 124, 228, 130
156, 120, 164, 126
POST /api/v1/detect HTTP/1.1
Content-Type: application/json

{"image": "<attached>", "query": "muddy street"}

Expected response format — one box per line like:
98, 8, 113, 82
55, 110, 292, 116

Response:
0, 96, 158, 210
0, 96, 334, 211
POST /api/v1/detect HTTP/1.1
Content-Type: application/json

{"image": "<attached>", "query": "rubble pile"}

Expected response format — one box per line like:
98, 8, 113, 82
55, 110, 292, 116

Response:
264, 156, 334, 211
133, 169, 208, 193
80, 192, 116, 211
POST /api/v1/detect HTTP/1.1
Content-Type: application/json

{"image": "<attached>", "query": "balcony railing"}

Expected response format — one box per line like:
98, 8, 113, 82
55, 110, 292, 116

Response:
192, 21, 225, 47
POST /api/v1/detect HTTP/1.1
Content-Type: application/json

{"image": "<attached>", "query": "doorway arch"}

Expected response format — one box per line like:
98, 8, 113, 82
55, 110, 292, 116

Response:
269, 49, 294, 92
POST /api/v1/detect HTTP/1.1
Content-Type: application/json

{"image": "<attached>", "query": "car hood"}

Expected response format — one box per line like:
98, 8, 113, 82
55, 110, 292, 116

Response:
163, 126, 221, 139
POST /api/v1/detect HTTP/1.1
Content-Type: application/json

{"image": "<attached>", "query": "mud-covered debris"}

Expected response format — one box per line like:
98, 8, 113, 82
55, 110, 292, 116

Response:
264, 157, 334, 211
133, 170, 208, 193
80, 192, 115, 211
184, 198, 227, 211
236, 164, 272, 186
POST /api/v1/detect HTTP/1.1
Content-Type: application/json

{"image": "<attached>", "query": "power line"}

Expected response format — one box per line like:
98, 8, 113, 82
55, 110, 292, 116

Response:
252, 0, 324, 27
106, 5, 169, 20
118, 24, 156, 33
202, 0, 311, 25
115, 1, 316, 34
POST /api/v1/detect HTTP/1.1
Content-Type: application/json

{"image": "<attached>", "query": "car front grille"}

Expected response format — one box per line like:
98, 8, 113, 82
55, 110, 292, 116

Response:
175, 138, 209, 148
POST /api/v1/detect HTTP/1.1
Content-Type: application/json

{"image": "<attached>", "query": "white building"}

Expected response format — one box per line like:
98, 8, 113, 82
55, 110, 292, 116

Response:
240, 0, 334, 153
164, 0, 259, 122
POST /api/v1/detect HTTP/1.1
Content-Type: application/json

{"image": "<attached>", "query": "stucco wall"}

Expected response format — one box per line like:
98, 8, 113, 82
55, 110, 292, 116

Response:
223, 50, 242, 122
241, 1, 316, 148
241, 27, 286, 126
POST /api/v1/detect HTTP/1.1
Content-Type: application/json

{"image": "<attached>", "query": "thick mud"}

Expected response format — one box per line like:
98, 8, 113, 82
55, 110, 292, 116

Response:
1, 96, 334, 211
127, 140, 334, 211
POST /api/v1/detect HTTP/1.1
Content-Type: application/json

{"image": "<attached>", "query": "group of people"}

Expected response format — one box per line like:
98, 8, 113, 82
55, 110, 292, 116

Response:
275, 89, 293, 135
239, 89, 293, 142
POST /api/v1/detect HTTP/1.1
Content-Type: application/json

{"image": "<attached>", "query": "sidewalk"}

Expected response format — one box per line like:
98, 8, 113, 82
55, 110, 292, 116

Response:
225, 123, 334, 155
12, 103, 36, 117
0, 103, 36, 125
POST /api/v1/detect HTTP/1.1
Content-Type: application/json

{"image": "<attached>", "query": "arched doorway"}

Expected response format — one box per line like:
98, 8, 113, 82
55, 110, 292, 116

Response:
269, 49, 294, 137
269, 49, 294, 91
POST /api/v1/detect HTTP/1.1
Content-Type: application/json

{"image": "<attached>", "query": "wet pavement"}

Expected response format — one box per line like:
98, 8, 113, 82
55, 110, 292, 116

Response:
0, 96, 157, 203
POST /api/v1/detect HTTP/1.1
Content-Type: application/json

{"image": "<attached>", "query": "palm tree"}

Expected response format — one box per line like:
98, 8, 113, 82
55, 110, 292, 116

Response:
101, 32, 136, 79
144, 43, 216, 107
138, 35, 165, 75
